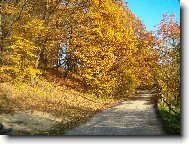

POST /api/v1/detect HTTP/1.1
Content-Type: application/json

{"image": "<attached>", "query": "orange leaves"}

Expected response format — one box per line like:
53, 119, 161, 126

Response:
154, 13, 180, 111
68, 0, 160, 96
156, 13, 180, 40
1, 0, 171, 98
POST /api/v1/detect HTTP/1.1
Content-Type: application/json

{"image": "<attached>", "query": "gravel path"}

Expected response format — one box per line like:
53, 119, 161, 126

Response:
65, 90, 165, 135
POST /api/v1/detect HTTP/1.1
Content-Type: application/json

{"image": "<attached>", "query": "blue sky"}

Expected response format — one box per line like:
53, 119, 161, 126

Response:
124, 0, 180, 31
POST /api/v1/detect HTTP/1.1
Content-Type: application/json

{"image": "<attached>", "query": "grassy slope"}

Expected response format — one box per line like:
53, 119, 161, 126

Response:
0, 70, 123, 135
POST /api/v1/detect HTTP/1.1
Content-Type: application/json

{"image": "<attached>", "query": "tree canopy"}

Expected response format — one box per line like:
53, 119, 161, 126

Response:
0, 0, 180, 102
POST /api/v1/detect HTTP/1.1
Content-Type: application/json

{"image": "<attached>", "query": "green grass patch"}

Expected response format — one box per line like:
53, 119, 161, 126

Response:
157, 100, 180, 135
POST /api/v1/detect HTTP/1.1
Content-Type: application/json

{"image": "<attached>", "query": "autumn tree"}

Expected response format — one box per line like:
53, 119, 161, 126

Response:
155, 13, 180, 110
62, 0, 145, 96
0, 0, 165, 99
0, 0, 68, 81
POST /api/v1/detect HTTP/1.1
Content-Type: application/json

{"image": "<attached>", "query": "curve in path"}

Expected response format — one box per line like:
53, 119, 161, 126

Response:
65, 90, 165, 136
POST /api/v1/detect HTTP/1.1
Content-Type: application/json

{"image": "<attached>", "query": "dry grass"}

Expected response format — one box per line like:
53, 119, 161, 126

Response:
0, 73, 122, 135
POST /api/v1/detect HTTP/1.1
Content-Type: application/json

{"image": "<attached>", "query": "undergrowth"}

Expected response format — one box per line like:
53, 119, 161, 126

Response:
157, 100, 180, 135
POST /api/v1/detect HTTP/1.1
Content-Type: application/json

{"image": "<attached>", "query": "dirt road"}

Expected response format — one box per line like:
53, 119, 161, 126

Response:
65, 90, 165, 135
